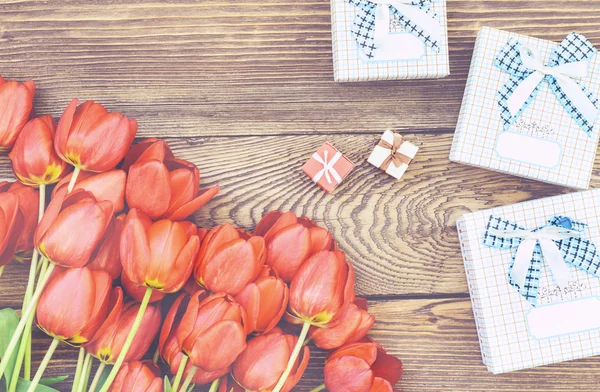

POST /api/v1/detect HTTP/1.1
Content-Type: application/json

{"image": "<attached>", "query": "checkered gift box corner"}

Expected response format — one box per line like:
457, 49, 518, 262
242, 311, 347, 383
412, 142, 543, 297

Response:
450, 27, 600, 190
458, 189, 600, 374
330, 0, 450, 82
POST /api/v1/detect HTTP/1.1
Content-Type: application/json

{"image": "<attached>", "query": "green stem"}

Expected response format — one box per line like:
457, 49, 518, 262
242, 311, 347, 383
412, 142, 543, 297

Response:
0, 265, 4, 279
71, 347, 86, 392
26, 338, 59, 392
171, 354, 188, 392
152, 347, 159, 364
0, 263, 56, 380
88, 362, 106, 392
309, 384, 326, 392
179, 366, 197, 392
98, 287, 153, 392
7, 320, 33, 392
76, 354, 92, 392
67, 167, 81, 193
272, 321, 310, 392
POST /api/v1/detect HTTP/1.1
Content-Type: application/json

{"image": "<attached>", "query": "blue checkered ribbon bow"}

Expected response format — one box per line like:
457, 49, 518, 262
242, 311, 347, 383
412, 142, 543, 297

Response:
483, 215, 600, 307
348, 0, 441, 59
495, 33, 599, 135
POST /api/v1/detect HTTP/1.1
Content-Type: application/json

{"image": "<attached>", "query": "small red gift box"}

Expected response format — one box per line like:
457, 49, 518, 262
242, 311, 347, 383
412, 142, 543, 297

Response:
302, 142, 354, 193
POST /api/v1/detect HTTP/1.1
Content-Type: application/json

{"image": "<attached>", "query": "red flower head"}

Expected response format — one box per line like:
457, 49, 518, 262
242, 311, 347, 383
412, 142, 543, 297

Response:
254, 211, 335, 282
194, 224, 265, 295
124, 138, 219, 221
177, 292, 248, 373
34, 189, 114, 268
36, 267, 114, 345
232, 329, 310, 392
324, 341, 403, 392
235, 272, 289, 335
310, 298, 374, 350
86, 300, 161, 364
55, 99, 137, 172
120, 209, 200, 293
9, 115, 71, 186
2, 182, 39, 256
108, 361, 163, 392
288, 250, 355, 327
0, 190, 24, 268
53, 170, 126, 212
0, 76, 35, 151
87, 214, 126, 280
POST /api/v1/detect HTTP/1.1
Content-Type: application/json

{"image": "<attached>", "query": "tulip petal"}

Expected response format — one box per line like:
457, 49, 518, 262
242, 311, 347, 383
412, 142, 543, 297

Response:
159, 293, 187, 354
121, 270, 166, 304
263, 211, 298, 243
176, 290, 203, 351
328, 342, 379, 364
308, 226, 334, 255
120, 209, 152, 287
370, 349, 403, 387
266, 223, 311, 282
282, 345, 310, 392
188, 320, 247, 372
126, 160, 171, 219
0, 193, 24, 266
86, 287, 124, 349
55, 99, 79, 160
234, 283, 260, 334
75, 270, 112, 344
167, 184, 219, 221
324, 356, 374, 392
122, 138, 173, 172
369, 378, 395, 392
254, 210, 283, 236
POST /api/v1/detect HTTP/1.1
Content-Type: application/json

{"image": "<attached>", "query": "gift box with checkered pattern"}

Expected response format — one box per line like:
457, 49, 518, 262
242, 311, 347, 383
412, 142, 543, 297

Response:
450, 27, 600, 189
330, 0, 449, 82
458, 189, 600, 374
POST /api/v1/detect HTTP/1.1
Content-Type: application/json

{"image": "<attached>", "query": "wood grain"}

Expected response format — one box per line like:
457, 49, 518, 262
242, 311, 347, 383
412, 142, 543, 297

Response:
0, 133, 595, 300
0, 0, 598, 136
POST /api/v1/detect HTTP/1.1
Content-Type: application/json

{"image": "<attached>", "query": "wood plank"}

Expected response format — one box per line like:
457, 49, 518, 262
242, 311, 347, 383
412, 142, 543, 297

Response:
0, 0, 598, 136
19, 297, 600, 391
0, 133, 591, 299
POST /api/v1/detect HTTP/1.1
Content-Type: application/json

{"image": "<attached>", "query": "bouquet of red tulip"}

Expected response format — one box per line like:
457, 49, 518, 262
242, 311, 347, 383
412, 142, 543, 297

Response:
0, 75, 403, 392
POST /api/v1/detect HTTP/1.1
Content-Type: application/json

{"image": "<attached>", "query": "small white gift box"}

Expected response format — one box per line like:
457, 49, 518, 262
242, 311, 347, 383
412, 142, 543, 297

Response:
330, 0, 449, 82
368, 130, 418, 179
450, 27, 600, 189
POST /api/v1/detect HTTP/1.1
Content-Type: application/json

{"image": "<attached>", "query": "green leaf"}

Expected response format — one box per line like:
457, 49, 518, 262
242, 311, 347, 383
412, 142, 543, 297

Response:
163, 376, 173, 392
39, 375, 68, 387
0, 308, 21, 389
95, 364, 113, 391
186, 384, 195, 392
0, 377, 60, 392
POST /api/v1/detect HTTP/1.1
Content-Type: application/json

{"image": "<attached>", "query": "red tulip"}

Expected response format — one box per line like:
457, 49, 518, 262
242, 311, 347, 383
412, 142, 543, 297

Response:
235, 273, 288, 334
288, 250, 355, 326
310, 298, 374, 349
9, 115, 70, 186
121, 271, 166, 303
232, 329, 310, 392
254, 211, 335, 282
87, 214, 125, 279
34, 189, 114, 268
194, 224, 265, 295
55, 99, 137, 172
0, 76, 35, 151
218, 374, 245, 392
108, 361, 163, 392
86, 301, 161, 364
177, 292, 248, 372
0, 191, 24, 268
124, 138, 219, 221
324, 341, 403, 392
53, 170, 126, 212
120, 209, 200, 293
36, 267, 114, 345
3, 182, 38, 255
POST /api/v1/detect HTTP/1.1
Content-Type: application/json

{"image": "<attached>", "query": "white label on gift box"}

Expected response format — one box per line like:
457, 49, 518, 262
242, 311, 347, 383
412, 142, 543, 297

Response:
495, 131, 562, 168
527, 297, 600, 339
358, 32, 426, 62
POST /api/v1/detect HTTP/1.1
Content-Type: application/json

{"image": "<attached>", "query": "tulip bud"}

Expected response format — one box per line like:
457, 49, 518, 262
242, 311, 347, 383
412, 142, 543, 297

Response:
310, 298, 375, 350
53, 170, 126, 212
254, 211, 335, 282
108, 361, 163, 392
3, 182, 38, 256
0, 191, 24, 268
0, 76, 35, 151
324, 341, 403, 392
34, 189, 114, 268
232, 329, 310, 392
120, 209, 200, 294
124, 138, 219, 221
9, 115, 71, 186
87, 214, 125, 279
288, 250, 356, 326
55, 99, 138, 172
177, 292, 248, 373
86, 301, 161, 364
194, 224, 265, 295
36, 267, 114, 345
235, 274, 288, 334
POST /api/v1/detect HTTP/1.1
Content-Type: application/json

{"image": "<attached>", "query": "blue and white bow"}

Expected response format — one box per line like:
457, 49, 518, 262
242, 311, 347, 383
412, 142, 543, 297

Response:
348, 0, 441, 59
495, 33, 599, 135
483, 215, 600, 307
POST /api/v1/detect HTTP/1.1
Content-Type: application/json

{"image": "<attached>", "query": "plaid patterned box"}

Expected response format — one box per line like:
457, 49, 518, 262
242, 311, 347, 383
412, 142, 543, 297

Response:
450, 27, 600, 189
330, 0, 449, 82
458, 189, 600, 374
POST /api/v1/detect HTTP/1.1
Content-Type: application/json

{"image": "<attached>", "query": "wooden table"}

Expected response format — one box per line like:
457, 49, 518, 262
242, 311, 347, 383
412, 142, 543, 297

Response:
1, 0, 600, 391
